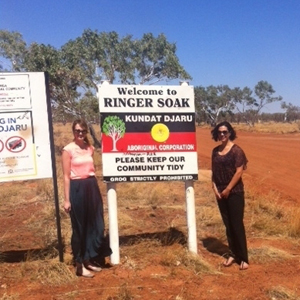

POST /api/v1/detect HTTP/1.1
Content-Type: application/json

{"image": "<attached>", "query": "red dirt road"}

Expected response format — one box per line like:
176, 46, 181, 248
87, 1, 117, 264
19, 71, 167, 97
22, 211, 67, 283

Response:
196, 128, 300, 203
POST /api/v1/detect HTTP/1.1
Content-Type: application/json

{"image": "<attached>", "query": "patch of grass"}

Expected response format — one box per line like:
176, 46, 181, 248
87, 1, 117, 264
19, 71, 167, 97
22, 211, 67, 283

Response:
0, 184, 20, 206
0, 293, 20, 300
246, 189, 289, 237
160, 245, 217, 275
36, 179, 54, 201
196, 205, 224, 237
20, 259, 76, 286
118, 211, 135, 234
116, 182, 143, 204
24, 243, 60, 261
24, 202, 58, 248
121, 239, 162, 261
107, 283, 134, 300
234, 122, 300, 134
287, 208, 300, 238
249, 246, 293, 264
267, 286, 299, 300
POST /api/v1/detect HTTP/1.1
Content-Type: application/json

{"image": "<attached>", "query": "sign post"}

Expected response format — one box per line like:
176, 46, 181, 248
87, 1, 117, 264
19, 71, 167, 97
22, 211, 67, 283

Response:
98, 81, 198, 263
0, 72, 64, 262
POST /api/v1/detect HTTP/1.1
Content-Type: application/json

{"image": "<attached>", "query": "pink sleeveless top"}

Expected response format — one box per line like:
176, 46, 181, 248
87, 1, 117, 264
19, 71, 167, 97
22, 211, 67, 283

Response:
63, 142, 96, 179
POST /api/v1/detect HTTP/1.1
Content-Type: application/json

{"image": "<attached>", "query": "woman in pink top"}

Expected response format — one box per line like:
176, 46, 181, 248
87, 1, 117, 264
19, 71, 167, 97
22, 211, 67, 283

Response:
62, 119, 111, 278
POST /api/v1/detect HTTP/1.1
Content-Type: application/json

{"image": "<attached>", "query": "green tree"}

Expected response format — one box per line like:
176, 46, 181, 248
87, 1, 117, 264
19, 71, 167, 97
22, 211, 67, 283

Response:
231, 87, 256, 125
61, 29, 135, 90
133, 33, 191, 84
0, 30, 27, 71
281, 101, 300, 122
194, 85, 234, 126
102, 116, 126, 151
252, 80, 282, 123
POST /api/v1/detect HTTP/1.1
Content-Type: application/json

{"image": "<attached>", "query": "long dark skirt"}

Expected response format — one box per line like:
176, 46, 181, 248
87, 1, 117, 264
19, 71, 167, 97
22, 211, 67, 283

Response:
70, 176, 109, 263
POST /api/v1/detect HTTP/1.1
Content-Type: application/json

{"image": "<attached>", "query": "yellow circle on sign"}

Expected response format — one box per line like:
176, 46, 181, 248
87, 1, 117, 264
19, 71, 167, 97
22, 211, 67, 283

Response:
151, 123, 170, 143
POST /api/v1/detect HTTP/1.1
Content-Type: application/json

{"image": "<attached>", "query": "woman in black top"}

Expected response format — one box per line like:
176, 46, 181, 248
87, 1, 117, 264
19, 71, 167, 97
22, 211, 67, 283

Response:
211, 121, 249, 270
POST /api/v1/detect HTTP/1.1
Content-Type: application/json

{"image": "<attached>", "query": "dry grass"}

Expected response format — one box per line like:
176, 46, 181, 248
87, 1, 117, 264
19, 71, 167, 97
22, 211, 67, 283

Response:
247, 194, 288, 236
0, 293, 20, 300
249, 246, 294, 264
20, 259, 76, 285
159, 245, 217, 275
287, 208, 300, 238
234, 121, 300, 134
0, 258, 75, 286
267, 286, 300, 300
199, 121, 300, 134
107, 283, 134, 300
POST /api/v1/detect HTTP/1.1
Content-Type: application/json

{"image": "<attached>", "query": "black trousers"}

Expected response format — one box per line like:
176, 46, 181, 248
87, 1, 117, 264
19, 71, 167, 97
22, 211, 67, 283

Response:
217, 192, 248, 264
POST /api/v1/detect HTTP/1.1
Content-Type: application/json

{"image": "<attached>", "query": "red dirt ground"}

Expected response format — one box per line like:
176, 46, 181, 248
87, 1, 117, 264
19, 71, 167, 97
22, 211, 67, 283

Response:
1, 128, 300, 300
197, 128, 300, 205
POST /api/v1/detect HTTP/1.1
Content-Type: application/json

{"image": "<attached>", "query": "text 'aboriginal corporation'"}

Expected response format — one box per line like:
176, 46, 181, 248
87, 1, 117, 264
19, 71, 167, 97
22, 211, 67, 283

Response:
126, 144, 195, 151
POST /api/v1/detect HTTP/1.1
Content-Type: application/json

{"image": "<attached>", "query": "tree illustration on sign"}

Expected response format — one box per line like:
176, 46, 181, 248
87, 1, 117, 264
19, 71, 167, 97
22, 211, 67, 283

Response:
102, 116, 126, 151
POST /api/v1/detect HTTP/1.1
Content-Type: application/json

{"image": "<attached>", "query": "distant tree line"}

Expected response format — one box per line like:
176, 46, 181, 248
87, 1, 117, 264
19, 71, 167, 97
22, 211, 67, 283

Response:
1, 29, 299, 135
195, 85, 299, 126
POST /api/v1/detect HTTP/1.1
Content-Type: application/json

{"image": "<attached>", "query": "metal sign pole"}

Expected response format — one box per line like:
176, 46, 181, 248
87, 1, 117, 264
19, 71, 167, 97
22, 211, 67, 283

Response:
180, 81, 198, 254
45, 72, 64, 262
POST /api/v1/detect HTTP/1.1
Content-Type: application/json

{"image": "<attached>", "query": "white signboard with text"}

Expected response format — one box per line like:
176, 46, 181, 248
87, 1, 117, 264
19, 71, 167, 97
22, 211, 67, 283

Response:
0, 72, 52, 182
98, 84, 198, 182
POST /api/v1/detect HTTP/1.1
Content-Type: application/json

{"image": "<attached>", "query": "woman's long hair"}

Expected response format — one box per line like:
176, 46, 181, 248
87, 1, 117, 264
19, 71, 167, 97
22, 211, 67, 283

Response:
72, 119, 91, 146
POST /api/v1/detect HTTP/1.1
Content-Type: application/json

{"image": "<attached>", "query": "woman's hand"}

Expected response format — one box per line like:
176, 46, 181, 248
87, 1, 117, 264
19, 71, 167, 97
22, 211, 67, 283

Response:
220, 165, 244, 199
212, 184, 222, 200
220, 187, 231, 199
63, 201, 71, 213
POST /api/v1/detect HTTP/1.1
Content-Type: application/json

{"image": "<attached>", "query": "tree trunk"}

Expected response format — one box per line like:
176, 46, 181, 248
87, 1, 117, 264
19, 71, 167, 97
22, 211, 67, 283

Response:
88, 124, 101, 148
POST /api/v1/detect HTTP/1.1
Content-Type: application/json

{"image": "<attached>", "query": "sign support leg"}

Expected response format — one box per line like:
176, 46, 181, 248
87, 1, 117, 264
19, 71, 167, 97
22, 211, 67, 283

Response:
107, 182, 120, 264
185, 180, 198, 254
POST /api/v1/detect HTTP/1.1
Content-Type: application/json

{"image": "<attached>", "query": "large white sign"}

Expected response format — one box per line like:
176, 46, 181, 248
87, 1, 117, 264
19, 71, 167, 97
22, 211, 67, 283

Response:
98, 84, 198, 182
0, 72, 52, 182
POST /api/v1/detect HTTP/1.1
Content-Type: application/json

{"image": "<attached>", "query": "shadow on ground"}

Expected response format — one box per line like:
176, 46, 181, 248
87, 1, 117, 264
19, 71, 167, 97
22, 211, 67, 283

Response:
119, 227, 187, 246
201, 236, 229, 257
0, 241, 61, 263
1, 228, 187, 263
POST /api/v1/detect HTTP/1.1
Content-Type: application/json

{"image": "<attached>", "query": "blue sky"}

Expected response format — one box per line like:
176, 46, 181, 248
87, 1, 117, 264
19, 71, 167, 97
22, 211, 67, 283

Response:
1, 0, 300, 112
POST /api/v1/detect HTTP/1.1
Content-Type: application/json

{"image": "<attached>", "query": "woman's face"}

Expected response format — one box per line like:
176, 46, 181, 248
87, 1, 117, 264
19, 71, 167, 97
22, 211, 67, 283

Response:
73, 124, 87, 143
217, 125, 230, 142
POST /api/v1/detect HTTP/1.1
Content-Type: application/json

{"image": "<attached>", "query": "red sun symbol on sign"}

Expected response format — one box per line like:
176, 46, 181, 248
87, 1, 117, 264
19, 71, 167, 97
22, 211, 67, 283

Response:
6, 136, 26, 153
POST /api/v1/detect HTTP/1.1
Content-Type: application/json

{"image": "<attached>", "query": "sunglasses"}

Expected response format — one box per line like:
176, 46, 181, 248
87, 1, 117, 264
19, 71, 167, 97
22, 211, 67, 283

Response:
218, 130, 229, 135
74, 129, 88, 134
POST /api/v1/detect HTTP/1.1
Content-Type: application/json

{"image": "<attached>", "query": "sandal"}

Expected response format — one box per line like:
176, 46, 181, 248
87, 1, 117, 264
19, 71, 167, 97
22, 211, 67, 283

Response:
239, 261, 249, 270
83, 261, 102, 272
223, 256, 235, 267
85, 264, 102, 272
76, 270, 94, 278
76, 263, 95, 278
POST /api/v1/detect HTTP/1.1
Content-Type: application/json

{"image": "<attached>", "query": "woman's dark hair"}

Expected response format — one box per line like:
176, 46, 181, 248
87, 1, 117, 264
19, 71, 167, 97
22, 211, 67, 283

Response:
211, 121, 237, 141
72, 119, 91, 146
